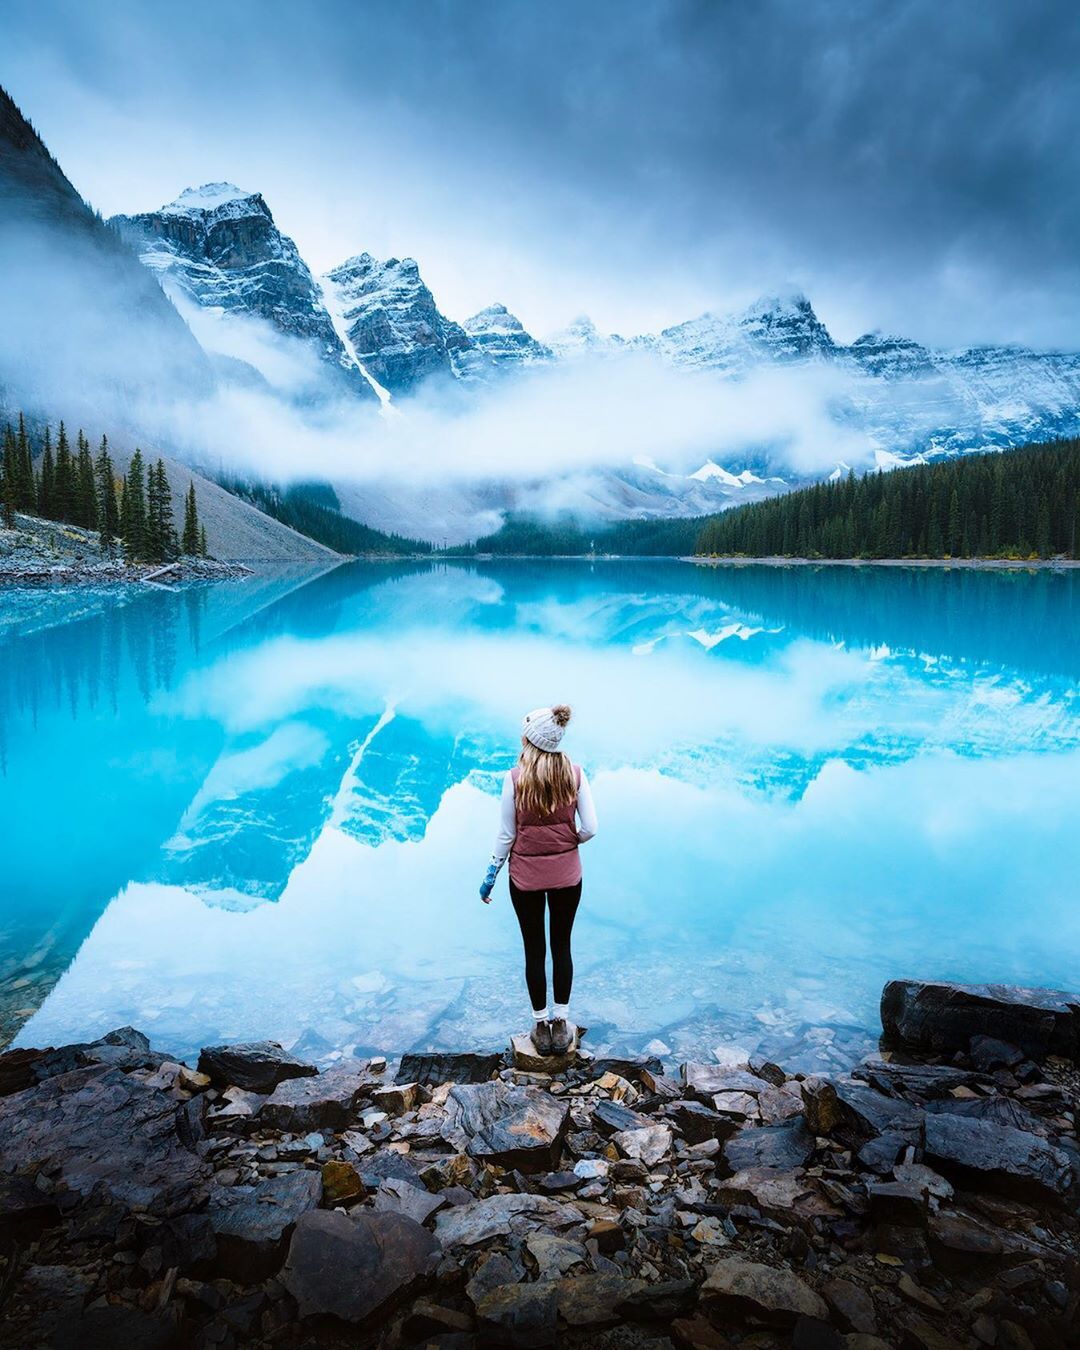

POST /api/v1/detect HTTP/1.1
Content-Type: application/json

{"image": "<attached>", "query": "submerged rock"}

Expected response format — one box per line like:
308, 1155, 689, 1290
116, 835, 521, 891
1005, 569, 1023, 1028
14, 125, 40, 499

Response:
197, 1041, 317, 1094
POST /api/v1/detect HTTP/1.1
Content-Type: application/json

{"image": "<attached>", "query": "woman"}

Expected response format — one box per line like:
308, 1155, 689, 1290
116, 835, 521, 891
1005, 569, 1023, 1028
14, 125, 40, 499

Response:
479, 705, 598, 1055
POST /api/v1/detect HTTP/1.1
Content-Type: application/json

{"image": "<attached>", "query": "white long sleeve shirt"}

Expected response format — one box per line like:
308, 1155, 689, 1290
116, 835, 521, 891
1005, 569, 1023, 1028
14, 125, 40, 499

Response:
489, 767, 598, 872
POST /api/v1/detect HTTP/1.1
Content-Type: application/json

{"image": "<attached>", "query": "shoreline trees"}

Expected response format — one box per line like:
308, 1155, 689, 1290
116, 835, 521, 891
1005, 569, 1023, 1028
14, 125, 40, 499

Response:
1, 413, 208, 561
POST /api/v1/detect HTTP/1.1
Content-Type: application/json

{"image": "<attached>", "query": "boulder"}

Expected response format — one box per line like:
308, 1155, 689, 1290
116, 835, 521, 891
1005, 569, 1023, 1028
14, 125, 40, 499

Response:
208, 1169, 322, 1281
922, 1112, 1075, 1207
821, 1278, 877, 1335
0, 1064, 209, 1218
443, 1080, 569, 1173
801, 1077, 923, 1140
434, 1192, 583, 1248
372, 1082, 418, 1115
396, 1051, 501, 1086
880, 980, 1080, 1060
702, 1256, 829, 1326
556, 1273, 642, 1327
257, 1064, 372, 1132
282, 1208, 439, 1325
720, 1121, 815, 1175
197, 1041, 317, 1093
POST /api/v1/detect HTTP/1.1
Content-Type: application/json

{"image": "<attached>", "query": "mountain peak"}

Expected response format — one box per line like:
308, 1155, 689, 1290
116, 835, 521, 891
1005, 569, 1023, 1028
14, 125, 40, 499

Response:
743, 287, 813, 319
162, 182, 261, 215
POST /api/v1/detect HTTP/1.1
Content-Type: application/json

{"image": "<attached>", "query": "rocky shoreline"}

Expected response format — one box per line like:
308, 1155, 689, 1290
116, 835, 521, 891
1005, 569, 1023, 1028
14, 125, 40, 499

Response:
0, 980, 1077, 1349
0, 514, 253, 586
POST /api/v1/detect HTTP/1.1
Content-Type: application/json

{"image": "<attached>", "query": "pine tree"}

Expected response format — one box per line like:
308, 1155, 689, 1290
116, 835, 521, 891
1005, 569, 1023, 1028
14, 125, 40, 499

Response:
145, 458, 178, 563
37, 426, 55, 518
181, 481, 200, 555
76, 430, 98, 530
198, 524, 208, 558
15, 413, 35, 510
1, 424, 16, 528
95, 436, 120, 553
121, 449, 148, 560
53, 421, 76, 524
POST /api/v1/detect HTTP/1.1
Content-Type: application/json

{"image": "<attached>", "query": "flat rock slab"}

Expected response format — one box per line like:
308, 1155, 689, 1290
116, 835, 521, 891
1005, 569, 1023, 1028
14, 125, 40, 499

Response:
434, 1192, 583, 1248
372, 1177, 446, 1225
444, 1080, 569, 1173
208, 1169, 322, 1281
396, 1051, 501, 1086
681, 1064, 767, 1099
0, 1064, 209, 1218
283, 1208, 439, 1325
510, 1031, 584, 1074
197, 1041, 317, 1094
257, 1064, 373, 1132
880, 980, 1080, 1060
923, 1112, 1076, 1207
720, 1121, 814, 1175
702, 1255, 829, 1326
853, 1058, 989, 1101
592, 1098, 653, 1136
715, 1168, 841, 1232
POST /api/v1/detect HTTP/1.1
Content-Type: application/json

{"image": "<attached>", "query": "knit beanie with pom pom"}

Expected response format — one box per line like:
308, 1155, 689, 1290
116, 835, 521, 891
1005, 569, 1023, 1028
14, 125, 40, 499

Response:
522, 704, 571, 752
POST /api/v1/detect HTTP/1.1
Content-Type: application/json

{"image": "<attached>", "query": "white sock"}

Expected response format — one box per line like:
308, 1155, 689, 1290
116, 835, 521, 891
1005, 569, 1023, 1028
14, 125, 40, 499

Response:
532, 1006, 549, 1023
552, 1003, 570, 1022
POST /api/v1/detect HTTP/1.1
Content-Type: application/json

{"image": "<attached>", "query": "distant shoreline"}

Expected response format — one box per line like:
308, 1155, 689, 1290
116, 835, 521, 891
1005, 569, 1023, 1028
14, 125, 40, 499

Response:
689, 555, 1080, 570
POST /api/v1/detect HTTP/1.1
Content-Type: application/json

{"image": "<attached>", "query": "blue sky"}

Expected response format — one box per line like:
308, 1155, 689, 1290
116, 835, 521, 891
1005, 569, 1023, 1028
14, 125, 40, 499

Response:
3, 0, 1078, 346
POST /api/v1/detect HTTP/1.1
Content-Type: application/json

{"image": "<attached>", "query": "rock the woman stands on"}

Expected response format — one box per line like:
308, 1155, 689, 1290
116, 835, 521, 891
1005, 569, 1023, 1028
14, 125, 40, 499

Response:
479, 704, 598, 1056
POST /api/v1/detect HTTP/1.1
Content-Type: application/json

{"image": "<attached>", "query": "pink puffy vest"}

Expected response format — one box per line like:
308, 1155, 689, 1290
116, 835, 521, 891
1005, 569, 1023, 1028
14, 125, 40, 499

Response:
509, 763, 582, 891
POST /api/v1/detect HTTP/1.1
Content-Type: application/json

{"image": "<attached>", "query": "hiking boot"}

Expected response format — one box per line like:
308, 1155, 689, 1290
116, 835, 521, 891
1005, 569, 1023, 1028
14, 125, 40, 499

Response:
549, 1018, 574, 1055
532, 1019, 554, 1056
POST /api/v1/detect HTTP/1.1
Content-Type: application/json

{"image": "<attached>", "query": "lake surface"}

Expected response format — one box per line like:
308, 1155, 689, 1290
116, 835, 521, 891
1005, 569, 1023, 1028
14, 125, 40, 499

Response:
2, 561, 1079, 1073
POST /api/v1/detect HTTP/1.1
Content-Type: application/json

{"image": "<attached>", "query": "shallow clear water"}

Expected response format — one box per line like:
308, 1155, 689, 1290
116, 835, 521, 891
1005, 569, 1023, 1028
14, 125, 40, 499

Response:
2, 560, 1079, 1073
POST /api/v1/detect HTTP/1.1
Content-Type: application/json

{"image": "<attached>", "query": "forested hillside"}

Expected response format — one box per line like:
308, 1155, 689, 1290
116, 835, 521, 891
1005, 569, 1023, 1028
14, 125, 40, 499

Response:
468, 513, 705, 556
696, 440, 1080, 559
218, 479, 429, 556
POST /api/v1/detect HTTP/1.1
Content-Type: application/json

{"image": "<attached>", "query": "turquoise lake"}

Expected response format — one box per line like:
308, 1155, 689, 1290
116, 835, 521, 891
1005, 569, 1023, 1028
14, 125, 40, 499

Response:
2, 561, 1078, 1072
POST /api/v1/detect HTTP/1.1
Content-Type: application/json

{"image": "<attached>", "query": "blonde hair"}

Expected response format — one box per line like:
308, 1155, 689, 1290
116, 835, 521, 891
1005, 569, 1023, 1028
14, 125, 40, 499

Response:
516, 705, 575, 817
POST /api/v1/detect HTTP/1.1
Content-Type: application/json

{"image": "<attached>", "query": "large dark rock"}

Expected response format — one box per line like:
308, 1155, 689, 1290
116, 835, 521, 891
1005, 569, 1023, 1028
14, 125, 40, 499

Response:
474, 1280, 559, 1347
208, 1170, 322, 1281
444, 1080, 569, 1174
282, 1208, 439, 1325
0, 1064, 209, 1218
720, 1121, 815, 1175
923, 1112, 1076, 1207
853, 1058, 989, 1101
257, 1064, 372, 1132
0, 1174, 60, 1240
880, 980, 1080, 1060
4, 1028, 168, 1089
197, 1041, 317, 1093
801, 1077, 923, 1141
396, 1051, 501, 1086
663, 1099, 741, 1145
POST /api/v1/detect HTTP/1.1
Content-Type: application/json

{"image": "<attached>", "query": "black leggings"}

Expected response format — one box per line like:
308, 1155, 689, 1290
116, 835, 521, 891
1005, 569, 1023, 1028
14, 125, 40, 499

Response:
509, 879, 582, 1011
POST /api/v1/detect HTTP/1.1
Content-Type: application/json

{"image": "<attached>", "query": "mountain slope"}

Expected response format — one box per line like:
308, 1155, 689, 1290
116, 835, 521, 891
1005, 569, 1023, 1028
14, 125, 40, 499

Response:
0, 85, 211, 416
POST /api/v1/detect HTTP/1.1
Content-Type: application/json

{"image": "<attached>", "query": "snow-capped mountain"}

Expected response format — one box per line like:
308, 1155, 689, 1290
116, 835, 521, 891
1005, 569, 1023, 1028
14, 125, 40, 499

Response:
110, 184, 378, 402
321, 252, 476, 395
462, 303, 553, 368
546, 315, 629, 359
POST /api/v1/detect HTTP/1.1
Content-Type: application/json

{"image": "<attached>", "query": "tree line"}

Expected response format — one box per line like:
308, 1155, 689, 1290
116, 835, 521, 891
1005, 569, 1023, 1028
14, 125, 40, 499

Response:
464, 512, 705, 556
695, 439, 1080, 560
1, 413, 209, 562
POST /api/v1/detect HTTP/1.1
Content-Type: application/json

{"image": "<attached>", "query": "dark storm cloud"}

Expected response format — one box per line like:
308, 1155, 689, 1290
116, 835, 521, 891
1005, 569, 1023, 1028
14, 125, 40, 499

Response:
3, 0, 1078, 345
